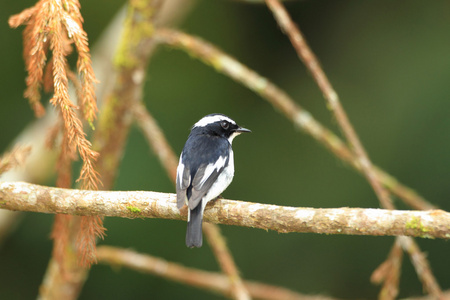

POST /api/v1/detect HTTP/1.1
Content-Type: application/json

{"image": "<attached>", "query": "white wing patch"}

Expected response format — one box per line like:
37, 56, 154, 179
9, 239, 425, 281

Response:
176, 155, 185, 188
197, 156, 227, 189
202, 151, 235, 203
194, 115, 235, 128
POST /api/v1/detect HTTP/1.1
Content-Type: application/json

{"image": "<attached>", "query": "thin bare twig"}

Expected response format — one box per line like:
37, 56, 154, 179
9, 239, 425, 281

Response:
133, 104, 251, 300
1, 181, 449, 239
152, 28, 434, 211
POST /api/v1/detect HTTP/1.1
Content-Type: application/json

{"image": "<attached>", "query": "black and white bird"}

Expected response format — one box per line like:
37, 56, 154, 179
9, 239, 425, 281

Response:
176, 114, 251, 248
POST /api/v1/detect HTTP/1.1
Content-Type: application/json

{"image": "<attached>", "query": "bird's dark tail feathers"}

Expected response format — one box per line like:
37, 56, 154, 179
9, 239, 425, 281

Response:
186, 203, 203, 248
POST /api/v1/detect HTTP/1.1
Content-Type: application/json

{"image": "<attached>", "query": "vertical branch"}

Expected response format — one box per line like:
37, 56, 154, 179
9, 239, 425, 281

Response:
51, 132, 74, 268
133, 104, 251, 300
93, 0, 162, 189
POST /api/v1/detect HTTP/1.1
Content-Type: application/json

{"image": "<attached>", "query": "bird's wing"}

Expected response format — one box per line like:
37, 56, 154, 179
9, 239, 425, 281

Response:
187, 155, 229, 210
176, 134, 230, 210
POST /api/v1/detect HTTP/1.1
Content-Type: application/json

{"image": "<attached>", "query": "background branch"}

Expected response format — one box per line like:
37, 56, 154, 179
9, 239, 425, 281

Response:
266, 0, 394, 209
97, 246, 450, 300
97, 246, 338, 300
153, 28, 434, 211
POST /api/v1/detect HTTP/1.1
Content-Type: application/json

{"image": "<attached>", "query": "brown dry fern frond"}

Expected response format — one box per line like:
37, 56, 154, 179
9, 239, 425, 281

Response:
9, 0, 103, 267
9, 0, 98, 121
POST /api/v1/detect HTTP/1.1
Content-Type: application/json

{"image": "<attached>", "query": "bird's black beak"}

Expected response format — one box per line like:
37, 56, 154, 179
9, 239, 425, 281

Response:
236, 127, 251, 133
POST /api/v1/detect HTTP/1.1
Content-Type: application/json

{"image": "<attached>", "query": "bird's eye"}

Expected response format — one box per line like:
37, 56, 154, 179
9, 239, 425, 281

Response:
221, 121, 229, 130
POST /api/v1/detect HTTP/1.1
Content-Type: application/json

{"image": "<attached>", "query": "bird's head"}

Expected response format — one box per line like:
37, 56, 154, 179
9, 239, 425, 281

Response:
192, 113, 251, 144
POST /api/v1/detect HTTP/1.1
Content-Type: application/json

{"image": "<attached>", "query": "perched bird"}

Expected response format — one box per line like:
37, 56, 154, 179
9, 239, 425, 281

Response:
176, 114, 251, 248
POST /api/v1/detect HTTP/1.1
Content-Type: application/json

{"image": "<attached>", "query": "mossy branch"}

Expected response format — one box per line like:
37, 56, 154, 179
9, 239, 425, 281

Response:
1, 181, 449, 240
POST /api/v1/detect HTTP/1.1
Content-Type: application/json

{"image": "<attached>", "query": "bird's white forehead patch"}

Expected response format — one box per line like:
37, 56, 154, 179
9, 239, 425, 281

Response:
194, 115, 235, 128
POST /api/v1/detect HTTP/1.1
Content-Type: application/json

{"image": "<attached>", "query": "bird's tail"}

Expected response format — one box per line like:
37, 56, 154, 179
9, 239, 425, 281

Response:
186, 203, 203, 248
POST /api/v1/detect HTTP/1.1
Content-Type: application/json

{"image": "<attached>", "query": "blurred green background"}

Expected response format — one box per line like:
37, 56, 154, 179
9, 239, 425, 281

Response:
1, 0, 449, 299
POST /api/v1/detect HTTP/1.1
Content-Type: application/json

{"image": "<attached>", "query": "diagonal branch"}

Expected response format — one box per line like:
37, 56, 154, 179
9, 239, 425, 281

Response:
264, 1, 443, 297
132, 104, 178, 182
398, 236, 443, 298
0, 146, 32, 176
202, 222, 250, 300
1, 181, 449, 240
152, 28, 434, 211
265, 0, 393, 209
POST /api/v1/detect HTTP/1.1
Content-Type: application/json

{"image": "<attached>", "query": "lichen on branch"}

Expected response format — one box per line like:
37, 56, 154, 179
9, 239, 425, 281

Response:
1, 181, 449, 240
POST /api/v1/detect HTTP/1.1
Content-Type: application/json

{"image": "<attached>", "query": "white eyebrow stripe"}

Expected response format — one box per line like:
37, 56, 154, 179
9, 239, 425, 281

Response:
193, 115, 235, 128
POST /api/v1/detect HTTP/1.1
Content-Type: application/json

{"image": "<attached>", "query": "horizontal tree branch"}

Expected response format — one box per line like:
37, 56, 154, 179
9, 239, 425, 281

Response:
1, 181, 449, 239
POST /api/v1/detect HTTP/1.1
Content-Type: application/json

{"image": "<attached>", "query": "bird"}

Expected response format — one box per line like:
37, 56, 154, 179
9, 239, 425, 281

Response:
176, 113, 251, 248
